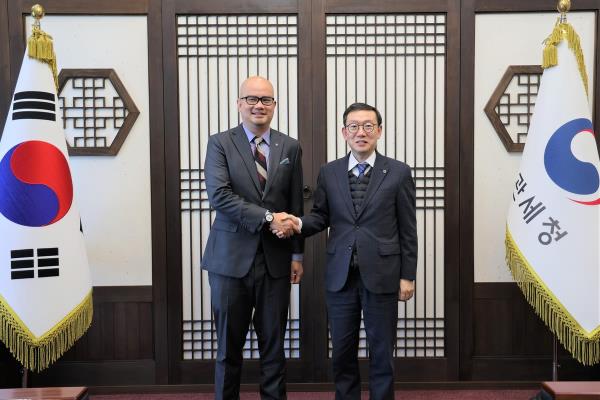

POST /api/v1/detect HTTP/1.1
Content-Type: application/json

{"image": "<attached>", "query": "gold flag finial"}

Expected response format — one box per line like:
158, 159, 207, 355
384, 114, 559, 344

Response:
557, 0, 571, 14
31, 4, 45, 21
558, 0, 570, 23
542, 0, 588, 96
27, 4, 58, 90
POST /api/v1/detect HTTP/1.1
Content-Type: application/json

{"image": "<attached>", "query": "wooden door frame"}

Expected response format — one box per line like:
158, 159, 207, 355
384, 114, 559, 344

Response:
161, 0, 317, 384
310, 0, 461, 382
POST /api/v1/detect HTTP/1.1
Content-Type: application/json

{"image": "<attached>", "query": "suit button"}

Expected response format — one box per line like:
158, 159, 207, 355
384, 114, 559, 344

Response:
348, 246, 352, 250
355, 225, 359, 230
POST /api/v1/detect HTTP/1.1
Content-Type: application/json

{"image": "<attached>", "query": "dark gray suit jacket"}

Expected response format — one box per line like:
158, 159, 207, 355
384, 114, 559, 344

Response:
301, 152, 417, 293
201, 125, 304, 279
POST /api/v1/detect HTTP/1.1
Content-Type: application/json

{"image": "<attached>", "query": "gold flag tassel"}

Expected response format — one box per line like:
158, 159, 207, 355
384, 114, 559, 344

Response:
0, 291, 93, 372
542, 1, 589, 96
506, 228, 600, 366
27, 4, 58, 91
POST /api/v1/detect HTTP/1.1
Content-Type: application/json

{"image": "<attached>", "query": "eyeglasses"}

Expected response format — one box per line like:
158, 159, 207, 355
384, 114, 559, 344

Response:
240, 96, 276, 106
344, 123, 378, 135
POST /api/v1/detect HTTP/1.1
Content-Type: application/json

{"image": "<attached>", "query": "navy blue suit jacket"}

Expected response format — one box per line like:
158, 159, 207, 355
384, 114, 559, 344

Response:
301, 152, 417, 293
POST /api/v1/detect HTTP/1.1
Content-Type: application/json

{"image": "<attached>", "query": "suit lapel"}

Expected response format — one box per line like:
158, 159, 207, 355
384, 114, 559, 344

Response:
356, 153, 388, 219
333, 154, 356, 218
230, 125, 262, 195
263, 130, 284, 198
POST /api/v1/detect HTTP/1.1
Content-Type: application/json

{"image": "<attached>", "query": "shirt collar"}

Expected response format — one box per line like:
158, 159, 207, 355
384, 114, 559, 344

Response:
242, 124, 271, 146
348, 151, 376, 172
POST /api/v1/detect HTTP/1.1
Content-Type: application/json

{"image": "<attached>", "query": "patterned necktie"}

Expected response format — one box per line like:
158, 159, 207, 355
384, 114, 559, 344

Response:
357, 162, 368, 177
254, 137, 268, 191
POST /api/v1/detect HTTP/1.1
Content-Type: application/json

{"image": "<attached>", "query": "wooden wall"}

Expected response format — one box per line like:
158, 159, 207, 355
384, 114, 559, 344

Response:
0, 0, 598, 389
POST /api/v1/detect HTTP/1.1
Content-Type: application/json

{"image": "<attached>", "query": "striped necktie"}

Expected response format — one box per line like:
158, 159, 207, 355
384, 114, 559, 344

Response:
254, 136, 268, 191
357, 162, 368, 177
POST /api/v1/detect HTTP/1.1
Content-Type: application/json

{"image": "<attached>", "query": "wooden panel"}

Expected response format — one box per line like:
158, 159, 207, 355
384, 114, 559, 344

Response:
147, 0, 168, 385
297, 0, 318, 383
472, 283, 600, 380
15, 0, 149, 13
0, 344, 21, 388
60, 286, 153, 361
474, 0, 599, 12
326, 0, 455, 12
458, 0, 476, 381
309, 0, 329, 383
444, 0, 462, 380
162, 0, 186, 384
30, 360, 155, 387
474, 283, 551, 357
171, 0, 296, 13
0, 286, 153, 387
471, 357, 600, 381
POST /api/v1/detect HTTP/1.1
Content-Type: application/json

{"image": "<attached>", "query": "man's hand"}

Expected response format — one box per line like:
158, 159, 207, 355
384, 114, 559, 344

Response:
398, 279, 415, 301
270, 213, 300, 238
290, 260, 303, 284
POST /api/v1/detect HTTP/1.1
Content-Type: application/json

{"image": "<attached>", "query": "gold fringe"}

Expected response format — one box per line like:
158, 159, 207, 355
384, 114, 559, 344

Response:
27, 25, 58, 91
506, 228, 600, 365
542, 19, 589, 96
0, 290, 93, 372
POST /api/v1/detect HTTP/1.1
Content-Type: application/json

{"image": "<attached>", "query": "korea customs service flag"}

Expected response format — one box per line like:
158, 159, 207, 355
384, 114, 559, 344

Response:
0, 21, 92, 372
506, 19, 600, 365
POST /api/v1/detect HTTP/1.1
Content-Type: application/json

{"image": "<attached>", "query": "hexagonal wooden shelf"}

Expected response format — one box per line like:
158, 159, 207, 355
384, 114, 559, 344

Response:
58, 69, 139, 156
484, 65, 543, 153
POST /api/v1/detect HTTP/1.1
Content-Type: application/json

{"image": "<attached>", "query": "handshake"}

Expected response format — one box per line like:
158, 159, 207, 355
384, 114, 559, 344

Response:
269, 212, 301, 239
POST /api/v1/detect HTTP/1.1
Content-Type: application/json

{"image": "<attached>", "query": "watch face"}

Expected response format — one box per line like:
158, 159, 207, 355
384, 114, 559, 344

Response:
266, 213, 274, 222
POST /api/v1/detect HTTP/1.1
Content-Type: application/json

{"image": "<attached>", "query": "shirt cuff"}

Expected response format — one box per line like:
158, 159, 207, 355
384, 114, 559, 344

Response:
296, 216, 303, 232
292, 253, 303, 262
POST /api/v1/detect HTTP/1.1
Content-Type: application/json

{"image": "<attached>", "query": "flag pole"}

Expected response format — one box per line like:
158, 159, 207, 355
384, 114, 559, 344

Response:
18, 7, 43, 388
552, 0, 568, 381
551, 0, 570, 384
553, 335, 559, 380
550, 0, 570, 385
21, 368, 28, 388
13, 8, 36, 385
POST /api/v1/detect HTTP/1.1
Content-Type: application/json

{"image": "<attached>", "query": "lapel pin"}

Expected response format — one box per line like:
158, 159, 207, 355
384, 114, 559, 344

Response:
383, 169, 387, 174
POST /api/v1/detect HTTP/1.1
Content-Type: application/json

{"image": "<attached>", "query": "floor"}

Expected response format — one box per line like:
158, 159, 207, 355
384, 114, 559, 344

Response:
90, 389, 540, 400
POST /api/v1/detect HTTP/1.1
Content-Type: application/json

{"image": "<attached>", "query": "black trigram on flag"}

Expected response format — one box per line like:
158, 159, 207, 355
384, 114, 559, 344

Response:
10, 247, 59, 280
11, 91, 56, 121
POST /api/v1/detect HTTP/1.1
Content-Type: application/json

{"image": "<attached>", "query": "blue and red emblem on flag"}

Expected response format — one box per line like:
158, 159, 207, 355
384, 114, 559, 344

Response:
0, 140, 73, 227
543, 118, 600, 205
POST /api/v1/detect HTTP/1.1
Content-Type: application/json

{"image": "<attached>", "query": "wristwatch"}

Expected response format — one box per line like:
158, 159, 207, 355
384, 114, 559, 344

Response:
265, 210, 274, 223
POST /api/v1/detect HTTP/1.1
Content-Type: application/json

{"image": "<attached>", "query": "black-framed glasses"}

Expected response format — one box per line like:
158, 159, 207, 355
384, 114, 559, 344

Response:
345, 123, 378, 135
240, 96, 276, 106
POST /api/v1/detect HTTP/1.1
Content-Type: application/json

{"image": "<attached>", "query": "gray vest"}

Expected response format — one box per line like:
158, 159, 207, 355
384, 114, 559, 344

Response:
348, 169, 371, 213
348, 168, 371, 269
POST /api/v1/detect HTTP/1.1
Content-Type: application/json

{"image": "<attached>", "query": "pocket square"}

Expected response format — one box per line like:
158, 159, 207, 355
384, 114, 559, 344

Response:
279, 158, 290, 165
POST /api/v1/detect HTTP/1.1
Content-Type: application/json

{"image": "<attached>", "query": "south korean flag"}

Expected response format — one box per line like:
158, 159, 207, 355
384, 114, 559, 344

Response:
0, 43, 92, 371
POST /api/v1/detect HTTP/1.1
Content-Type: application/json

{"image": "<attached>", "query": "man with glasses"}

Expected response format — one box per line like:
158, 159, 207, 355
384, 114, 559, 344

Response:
274, 102, 417, 400
202, 76, 304, 400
